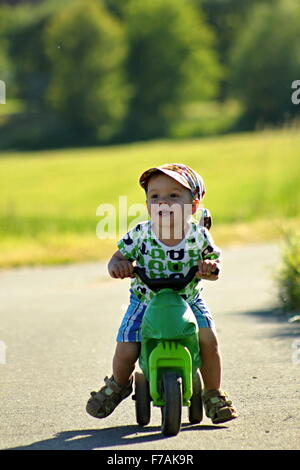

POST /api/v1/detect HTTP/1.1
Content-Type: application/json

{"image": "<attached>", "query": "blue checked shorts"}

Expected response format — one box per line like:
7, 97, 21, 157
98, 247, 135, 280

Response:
116, 291, 215, 342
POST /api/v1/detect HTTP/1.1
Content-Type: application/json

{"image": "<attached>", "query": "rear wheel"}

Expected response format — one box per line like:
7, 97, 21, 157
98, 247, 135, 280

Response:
134, 371, 151, 426
160, 372, 182, 436
188, 369, 203, 424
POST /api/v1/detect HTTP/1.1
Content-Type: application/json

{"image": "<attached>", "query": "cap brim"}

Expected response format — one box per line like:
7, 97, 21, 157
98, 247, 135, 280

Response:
139, 167, 191, 192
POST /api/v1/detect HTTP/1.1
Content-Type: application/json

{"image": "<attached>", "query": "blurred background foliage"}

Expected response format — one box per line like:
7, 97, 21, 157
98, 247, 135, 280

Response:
0, 0, 299, 313
0, 0, 299, 149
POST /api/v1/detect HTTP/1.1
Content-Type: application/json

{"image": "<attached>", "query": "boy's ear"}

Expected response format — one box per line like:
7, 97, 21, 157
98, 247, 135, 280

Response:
192, 199, 200, 215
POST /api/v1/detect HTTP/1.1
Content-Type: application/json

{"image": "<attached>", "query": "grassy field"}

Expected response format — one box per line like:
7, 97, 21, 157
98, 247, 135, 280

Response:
0, 128, 299, 267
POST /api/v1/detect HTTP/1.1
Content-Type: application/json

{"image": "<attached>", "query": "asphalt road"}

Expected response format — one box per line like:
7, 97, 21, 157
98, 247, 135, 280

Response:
0, 243, 299, 451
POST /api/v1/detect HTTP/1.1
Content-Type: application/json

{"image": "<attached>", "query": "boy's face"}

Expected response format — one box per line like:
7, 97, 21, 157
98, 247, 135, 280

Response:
146, 173, 198, 236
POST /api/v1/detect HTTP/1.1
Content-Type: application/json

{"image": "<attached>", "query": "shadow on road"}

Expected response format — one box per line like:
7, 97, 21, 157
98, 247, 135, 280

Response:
6, 423, 226, 450
245, 307, 300, 339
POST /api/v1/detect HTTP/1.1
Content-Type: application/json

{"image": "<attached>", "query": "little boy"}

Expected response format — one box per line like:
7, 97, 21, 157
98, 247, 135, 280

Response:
86, 163, 238, 424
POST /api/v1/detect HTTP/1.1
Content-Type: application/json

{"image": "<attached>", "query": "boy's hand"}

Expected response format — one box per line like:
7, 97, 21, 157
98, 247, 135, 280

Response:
109, 259, 134, 279
196, 259, 220, 280
108, 250, 135, 279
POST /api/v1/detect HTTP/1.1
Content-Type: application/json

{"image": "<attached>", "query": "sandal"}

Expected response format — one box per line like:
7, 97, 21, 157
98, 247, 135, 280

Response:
202, 389, 238, 424
86, 375, 133, 419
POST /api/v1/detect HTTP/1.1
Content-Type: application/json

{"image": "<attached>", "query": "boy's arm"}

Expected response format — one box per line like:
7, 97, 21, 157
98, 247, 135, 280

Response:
196, 226, 221, 281
108, 250, 134, 279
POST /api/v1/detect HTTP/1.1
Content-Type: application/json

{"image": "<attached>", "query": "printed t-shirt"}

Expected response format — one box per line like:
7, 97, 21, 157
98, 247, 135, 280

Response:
117, 220, 221, 304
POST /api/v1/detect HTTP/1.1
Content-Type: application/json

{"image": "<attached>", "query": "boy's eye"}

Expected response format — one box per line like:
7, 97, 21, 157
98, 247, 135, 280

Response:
149, 192, 180, 199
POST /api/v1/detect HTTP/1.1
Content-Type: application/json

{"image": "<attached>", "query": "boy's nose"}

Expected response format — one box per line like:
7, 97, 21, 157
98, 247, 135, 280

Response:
157, 199, 172, 207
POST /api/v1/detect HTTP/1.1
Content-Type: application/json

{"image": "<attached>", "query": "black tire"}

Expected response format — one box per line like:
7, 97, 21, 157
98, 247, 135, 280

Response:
160, 372, 182, 436
134, 371, 151, 426
188, 369, 203, 424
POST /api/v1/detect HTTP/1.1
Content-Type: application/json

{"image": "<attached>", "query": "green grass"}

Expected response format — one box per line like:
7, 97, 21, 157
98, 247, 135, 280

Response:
275, 233, 300, 313
0, 128, 299, 267
169, 99, 242, 138
0, 99, 25, 117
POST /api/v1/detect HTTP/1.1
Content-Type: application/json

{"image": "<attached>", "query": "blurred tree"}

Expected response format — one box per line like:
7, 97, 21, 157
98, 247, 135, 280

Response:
195, 1, 275, 64
0, 6, 12, 88
44, 0, 130, 142
103, 0, 127, 19
0, 0, 42, 4
228, 0, 300, 127
4, 0, 68, 109
193, 0, 276, 100
122, 0, 222, 141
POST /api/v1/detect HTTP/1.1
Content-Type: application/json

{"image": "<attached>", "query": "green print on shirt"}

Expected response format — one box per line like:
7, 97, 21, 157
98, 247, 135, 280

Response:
137, 254, 145, 267
150, 248, 166, 259
118, 239, 136, 259
188, 248, 201, 258
148, 259, 165, 271
149, 237, 159, 247
167, 261, 184, 272
117, 221, 221, 304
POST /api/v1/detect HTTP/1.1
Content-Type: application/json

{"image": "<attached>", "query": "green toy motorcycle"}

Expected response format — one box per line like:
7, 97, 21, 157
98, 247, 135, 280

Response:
132, 265, 216, 436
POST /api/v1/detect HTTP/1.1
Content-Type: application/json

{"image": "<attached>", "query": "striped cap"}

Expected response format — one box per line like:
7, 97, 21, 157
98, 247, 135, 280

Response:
139, 163, 206, 201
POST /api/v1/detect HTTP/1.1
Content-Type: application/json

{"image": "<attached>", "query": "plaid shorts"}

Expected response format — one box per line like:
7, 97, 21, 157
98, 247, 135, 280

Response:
116, 292, 215, 342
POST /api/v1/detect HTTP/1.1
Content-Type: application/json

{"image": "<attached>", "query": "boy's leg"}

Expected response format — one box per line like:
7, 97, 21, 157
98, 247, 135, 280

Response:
86, 293, 145, 419
113, 341, 140, 386
191, 298, 238, 423
190, 297, 222, 390
198, 328, 238, 423
86, 342, 140, 419
198, 327, 222, 391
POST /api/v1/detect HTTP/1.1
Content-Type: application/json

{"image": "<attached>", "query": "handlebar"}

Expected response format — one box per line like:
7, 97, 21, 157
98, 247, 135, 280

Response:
133, 264, 219, 292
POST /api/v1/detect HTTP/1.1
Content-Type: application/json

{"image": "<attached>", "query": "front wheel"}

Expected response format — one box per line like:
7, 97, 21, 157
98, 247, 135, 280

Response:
160, 372, 182, 436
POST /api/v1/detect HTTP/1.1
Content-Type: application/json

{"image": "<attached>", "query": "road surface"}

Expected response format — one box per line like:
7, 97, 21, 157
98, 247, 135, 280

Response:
0, 243, 299, 450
